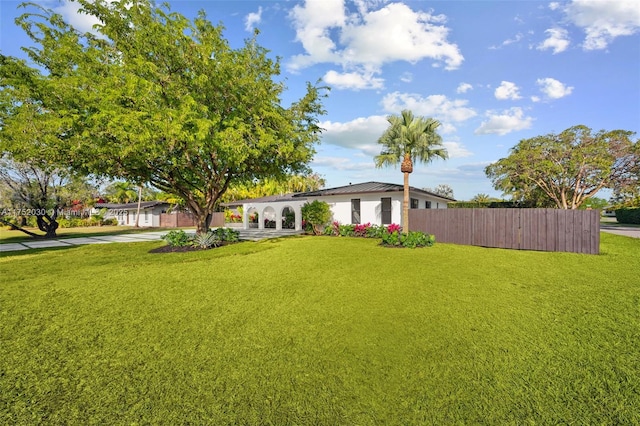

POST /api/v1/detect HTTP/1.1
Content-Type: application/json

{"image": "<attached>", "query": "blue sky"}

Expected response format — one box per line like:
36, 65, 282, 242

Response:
1, 0, 639, 200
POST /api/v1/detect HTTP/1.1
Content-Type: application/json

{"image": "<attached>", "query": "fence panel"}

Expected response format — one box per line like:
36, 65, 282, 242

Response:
160, 212, 199, 228
408, 208, 599, 254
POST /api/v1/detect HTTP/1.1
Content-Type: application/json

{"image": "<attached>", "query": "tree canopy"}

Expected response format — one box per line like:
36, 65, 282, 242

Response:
375, 110, 447, 233
424, 184, 454, 199
0, 0, 327, 234
0, 154, 97, 237
485, 125, 639, 209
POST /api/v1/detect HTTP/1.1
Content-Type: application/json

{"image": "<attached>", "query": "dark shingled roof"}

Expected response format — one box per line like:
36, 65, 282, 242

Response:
221, 193, 307, 207
95, 201, 170, 210
294, 181, 456, 201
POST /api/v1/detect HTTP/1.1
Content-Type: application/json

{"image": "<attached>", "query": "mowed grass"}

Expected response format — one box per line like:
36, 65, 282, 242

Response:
1, 234, 639, 424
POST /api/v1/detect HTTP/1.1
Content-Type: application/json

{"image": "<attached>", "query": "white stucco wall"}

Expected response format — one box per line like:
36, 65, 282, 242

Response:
319, 194, 402, 226
319, 191, 448, 227
239, 189, 449, 230
103, 206, 165, 227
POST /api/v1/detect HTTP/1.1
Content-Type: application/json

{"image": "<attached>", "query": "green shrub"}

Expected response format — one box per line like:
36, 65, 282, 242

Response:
58, 217, 83, 228
301, 201, 332, 235
212, 227, 240, 242
381, 230, 401, 246
323, 222, 337, 236
615, 208, 640, 224
368, 224, 388, 238
338, 224, 355, 237
161, 230, 192, 247
381, 230, 436, 248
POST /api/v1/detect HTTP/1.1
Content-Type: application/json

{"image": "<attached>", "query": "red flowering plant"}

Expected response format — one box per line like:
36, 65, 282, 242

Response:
354, 222, 371, 237
224, 210, 243, 223
386, 223, 402, 234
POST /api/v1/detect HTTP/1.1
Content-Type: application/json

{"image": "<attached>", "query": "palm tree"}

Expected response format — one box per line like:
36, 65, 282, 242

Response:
471, 193, 492, 203
106, 181, 138, 204
375, 110, 448, 233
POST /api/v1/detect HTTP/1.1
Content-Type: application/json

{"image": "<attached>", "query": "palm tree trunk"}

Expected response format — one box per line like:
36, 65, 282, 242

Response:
401, 153, 413, 235
403, 171, 409, 234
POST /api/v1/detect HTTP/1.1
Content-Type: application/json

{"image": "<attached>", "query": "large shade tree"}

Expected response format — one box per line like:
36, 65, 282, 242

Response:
0, 0, 326, 234
375, 110, 448, 233
485, 125, 639, 209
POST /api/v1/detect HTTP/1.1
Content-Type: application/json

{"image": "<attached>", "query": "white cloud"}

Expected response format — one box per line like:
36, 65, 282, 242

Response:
549, 2, 561, 11
317, 112, 472, 159
339, 3, 463, 69
244, 7, 263, 32
475, 107, 534, 135
319, 115, 389, 152
489, 32, 524, 50
288, 0, 346, 70
494, 81, 522, 100
564, 0, 640, 50
531, 95, 541, 103
537, 28, 570, 54
400, 72, 413, 83
381, 92, 477, 124
323, 70, 384, 90
53, 0, 115, 34
536, 77, 573, 99
456, 83, 473, 94
311, 156, 375, 171
288, 0, 463, 87
442, 141, 473, 158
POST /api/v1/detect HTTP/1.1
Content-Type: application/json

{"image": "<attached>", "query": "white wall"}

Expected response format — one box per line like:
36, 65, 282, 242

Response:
319, 194, 403, 226
319, 190, 448, 227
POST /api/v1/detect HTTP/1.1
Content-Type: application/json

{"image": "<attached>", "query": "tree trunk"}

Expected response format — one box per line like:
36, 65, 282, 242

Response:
36, 214, 58, 238
196, 213, 211, 235
401, 153, 413, 235
135, 186, 142, 227
403, 171, 410, 234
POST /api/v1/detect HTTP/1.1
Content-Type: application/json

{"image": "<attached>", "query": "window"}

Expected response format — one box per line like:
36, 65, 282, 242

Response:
410, 198, 419, 209
351, 199, 361, 224
381, 197, 392, 224
425, 201, 432, 209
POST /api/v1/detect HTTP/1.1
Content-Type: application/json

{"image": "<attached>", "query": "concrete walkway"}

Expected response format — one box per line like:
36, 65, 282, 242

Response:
0, 228, 304, 253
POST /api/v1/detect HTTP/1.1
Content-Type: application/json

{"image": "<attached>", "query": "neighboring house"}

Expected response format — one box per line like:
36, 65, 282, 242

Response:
94, 201, 172, 227
224, 181, 455, 231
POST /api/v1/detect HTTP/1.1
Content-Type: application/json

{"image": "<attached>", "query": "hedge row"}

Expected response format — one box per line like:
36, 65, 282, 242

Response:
615, 208, 640, 224
447, 201, 537, 209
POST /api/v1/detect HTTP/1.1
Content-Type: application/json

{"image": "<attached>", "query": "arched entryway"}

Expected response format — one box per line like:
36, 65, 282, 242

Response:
262, 206, 276, 229
281, 206, 296, 229
242, 198, 307, 231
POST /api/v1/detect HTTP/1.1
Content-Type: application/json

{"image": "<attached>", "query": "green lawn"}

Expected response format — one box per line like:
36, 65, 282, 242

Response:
1, 234, 639, 424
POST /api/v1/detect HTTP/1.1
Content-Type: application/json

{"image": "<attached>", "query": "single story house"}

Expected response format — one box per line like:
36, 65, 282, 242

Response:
225, 181, 455, 231
94, 201, 172, 227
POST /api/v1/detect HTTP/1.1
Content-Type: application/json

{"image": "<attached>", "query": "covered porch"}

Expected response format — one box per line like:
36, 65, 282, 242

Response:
225, 193, 308, 232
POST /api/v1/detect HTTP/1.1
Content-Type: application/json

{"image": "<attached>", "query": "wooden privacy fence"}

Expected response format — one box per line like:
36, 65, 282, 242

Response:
409, 208, 600, 254
159, 212, 224, 228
